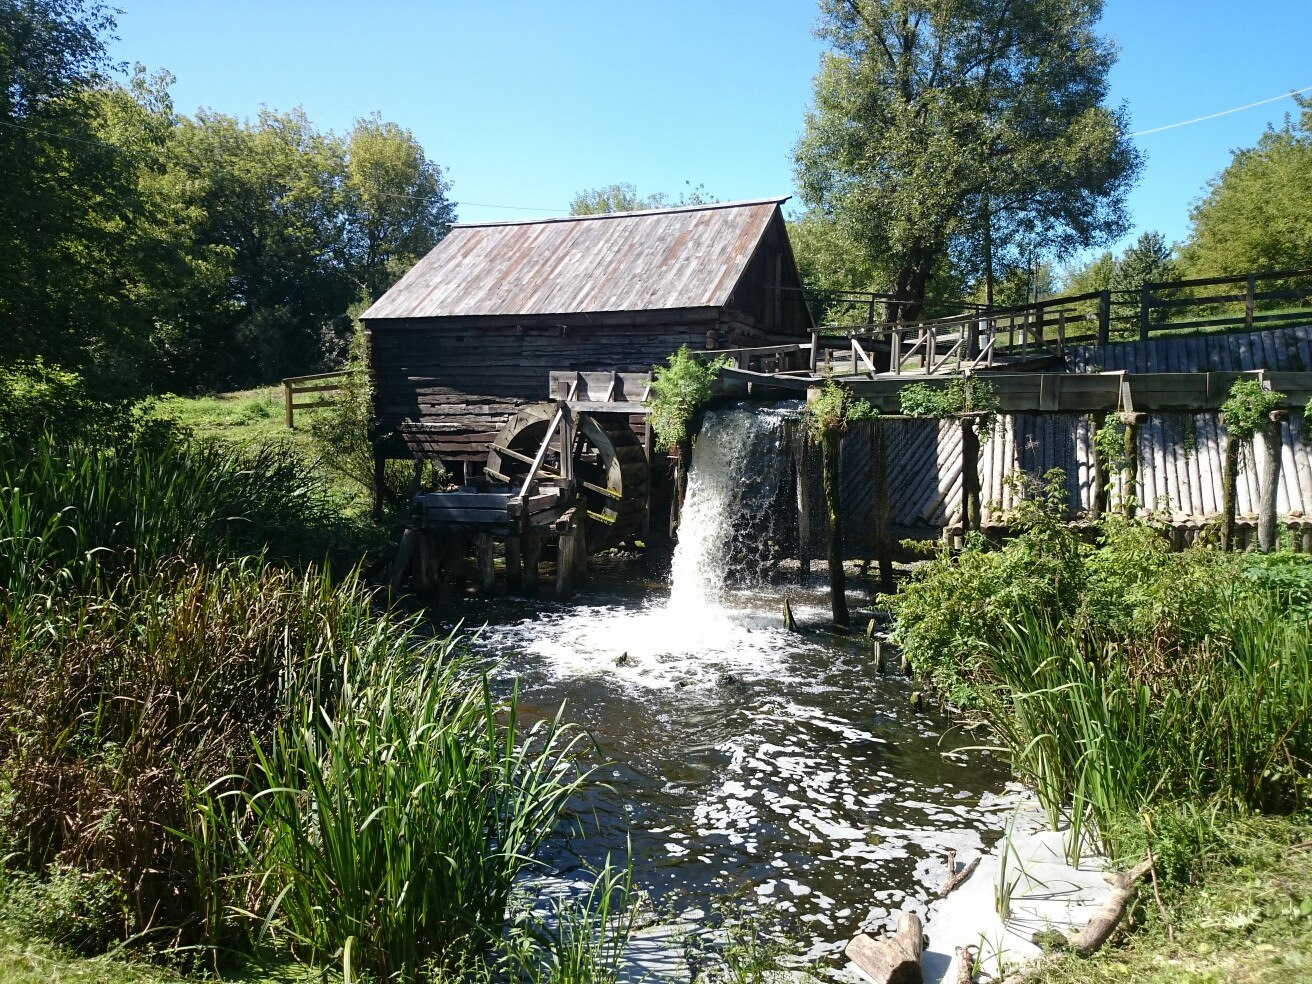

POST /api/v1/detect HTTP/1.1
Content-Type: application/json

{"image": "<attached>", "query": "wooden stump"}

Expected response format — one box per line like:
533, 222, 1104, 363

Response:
846, 912, 923, 984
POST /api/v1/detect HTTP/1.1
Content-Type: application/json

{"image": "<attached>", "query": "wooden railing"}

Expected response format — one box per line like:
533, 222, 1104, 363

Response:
814, 267, 1312, 373
281, 370, 349, 428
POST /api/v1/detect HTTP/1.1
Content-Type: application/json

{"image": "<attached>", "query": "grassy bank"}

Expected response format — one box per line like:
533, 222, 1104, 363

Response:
0, 363, 629, 983
886, 469, 1312, 971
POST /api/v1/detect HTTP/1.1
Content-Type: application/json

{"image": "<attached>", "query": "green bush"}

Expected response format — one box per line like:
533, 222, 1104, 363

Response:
803, 378, 876, 441
647, 347, 730, 452
1220, 378, 1284, 439
2, 866, 125, 956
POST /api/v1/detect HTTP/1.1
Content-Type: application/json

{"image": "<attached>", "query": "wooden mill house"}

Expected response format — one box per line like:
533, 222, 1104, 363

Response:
361, 197, 814, 499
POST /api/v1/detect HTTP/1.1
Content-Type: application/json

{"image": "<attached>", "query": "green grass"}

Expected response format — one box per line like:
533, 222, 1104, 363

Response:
150, 388, 324, 452
0, 922, 337, 983
1032, 815, 1312, 984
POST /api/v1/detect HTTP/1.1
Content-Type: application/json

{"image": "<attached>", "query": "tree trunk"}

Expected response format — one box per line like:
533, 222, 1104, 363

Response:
823, 431, 849, 627
960, 416, 981, 535
1221, 431, 1238, 551
1257, 413, 1286, 552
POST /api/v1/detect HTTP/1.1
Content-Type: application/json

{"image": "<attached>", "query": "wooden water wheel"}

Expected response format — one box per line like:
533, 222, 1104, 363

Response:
486, 404, 649, 550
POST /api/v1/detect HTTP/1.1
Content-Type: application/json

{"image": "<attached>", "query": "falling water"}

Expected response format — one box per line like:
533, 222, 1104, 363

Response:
668, 403, 800, 613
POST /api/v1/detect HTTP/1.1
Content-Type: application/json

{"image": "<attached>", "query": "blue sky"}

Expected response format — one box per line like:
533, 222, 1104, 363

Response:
107, 1, 1312, 265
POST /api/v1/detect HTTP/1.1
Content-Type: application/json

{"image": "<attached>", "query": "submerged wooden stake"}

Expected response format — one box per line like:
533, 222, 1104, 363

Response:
822, 431, 849, 627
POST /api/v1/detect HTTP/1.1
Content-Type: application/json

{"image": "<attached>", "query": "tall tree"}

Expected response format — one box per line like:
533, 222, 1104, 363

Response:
1182, 97, 1312, 278
794, 0, 1140, 319
342, 114, 454, 302
0, 0, 140, 383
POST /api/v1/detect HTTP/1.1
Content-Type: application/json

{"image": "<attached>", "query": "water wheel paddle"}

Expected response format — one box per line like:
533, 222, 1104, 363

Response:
487, 404, 648, 550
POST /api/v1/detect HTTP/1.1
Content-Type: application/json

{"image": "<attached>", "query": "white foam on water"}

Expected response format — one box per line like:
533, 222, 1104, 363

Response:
489, 404, 809, 690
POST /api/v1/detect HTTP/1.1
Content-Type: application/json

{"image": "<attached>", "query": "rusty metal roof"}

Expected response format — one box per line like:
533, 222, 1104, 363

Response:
361, 198, 787, 320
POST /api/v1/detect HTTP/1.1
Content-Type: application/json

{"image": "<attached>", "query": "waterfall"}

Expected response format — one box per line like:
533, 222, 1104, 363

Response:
668, 403, 799, 614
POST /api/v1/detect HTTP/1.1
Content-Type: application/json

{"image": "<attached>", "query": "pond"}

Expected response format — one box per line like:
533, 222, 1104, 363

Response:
437, 406, 1011, 968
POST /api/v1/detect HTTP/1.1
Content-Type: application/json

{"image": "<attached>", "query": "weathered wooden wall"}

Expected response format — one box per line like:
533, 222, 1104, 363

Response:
370, 316, 716, 462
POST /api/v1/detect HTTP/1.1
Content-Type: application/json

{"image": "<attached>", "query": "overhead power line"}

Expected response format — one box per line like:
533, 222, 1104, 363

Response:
1130, 84, 1312, 137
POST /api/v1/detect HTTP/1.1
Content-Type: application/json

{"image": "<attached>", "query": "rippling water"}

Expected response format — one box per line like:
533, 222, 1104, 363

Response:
434, 406, 1010, 967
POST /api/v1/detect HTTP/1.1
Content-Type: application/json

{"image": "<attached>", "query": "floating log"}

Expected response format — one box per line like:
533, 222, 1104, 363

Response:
845, 911, 924, 984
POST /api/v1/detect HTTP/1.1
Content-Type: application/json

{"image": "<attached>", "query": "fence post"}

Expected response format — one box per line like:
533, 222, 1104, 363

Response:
1138, 284, 1151, 340
1245, 273, 1256, 331
1057, 310, 1067, 357
810, 330, 819, 372
284, 380, 295, 429
1097, 290, 1110, 345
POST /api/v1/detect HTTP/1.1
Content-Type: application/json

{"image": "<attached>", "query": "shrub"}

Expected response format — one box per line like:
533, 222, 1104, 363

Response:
899, 376, 1000, 436
647, 347, 730, 452
1220, 378, 1284, 439
803, 378, 876, 441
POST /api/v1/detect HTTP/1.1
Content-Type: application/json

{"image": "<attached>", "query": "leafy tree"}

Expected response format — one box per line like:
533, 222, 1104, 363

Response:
1061, 249, 1115, 294
1182, 97, 1312, 278
342, 114, 454, 302
569, 180, 715, 215
793, 0, 1140, 319
0, 0, 143, 385
1110, 230, 1176, 295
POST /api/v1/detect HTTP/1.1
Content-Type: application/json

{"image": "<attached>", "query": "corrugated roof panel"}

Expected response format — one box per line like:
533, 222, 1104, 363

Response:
362, 198, 785, 320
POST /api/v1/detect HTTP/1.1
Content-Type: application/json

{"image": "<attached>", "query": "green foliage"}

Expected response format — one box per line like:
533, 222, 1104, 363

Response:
569, 180, 715, 215
1109, 231, 1177, 296
890, 474, 1312, 867
648, 347, 730, 452
803, 379, 876, 441
794, 0, 1140, 316
1220, 378, 1284, 440
2, 866, 124, 956
2, 5, 454, 393
1182, 95, 1312, 278
899, 377, 1000, 438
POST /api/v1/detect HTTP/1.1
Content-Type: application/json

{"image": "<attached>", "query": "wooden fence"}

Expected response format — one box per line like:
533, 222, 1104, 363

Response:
281, 371, 349, 428
815, 268, 1312, 372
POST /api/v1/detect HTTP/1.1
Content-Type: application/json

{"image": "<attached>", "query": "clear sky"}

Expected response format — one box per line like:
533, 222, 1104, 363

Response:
106, 1, 1312, 264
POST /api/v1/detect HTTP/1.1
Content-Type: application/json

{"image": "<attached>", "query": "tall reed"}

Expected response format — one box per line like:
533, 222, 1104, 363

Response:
979, 593, 1312, 854
204, 633, 597, 982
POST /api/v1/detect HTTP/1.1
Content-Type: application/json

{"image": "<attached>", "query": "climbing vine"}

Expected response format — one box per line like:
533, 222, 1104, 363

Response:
1220, 379, 1284, 440
647, 346, 731, 452
899, 376, 1000, 438
804, 378, 877, 442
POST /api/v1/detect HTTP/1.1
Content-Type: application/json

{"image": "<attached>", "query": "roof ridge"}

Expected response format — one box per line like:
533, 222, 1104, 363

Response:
451, 196, 788, 229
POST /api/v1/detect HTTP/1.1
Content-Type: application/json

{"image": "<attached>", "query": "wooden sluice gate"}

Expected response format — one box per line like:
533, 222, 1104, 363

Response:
389, 372, 653, 600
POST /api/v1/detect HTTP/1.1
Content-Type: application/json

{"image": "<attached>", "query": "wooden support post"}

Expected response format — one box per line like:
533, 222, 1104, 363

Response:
372, 452, 387, 522
1057, 309, 1067, 356
555, 513, 585, 600
796, 432, 813, 579
960, 415, 982, 536
822, 431, 849, 627
284, 380, 295, 429
809, 329, 820, 372
1138, 283, 1151, 340
642, 416, 653, 541
475, 533, 495, 593
669, 439, 690, 538
1257, 411, 1288, 552
522, 533, 542, 595
872, 419, 894, 594
1221, 431, 1239, 551
1090, 411, 1109, 519
389, 528, 418, 591
1245, 273, 1256, 332
1097, 290, 1111, 345
1119, 411, 1144, 517
506, 535, 523, 591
